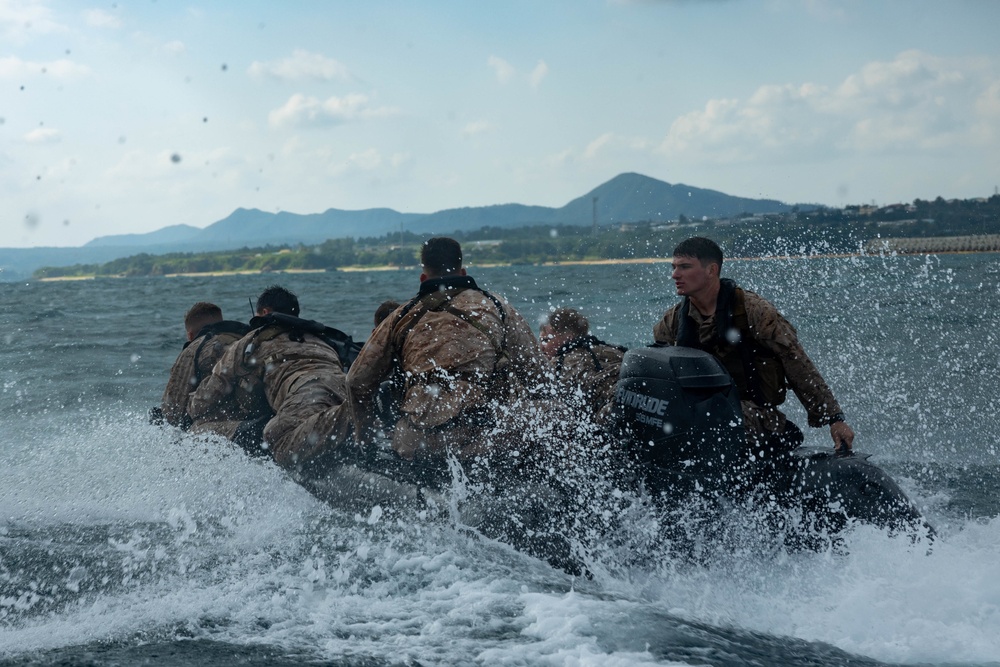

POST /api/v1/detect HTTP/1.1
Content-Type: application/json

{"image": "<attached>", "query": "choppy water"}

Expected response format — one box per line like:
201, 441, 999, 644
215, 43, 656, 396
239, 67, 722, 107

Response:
2, 253, 999, 666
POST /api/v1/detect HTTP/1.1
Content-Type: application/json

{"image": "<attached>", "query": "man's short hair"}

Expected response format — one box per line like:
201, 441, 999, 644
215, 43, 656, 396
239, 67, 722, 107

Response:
256, 285, 300, 316
184, 302, 223, 336
547, 307, 589, 337
673, 237, 724, 268
374, 300, 400, 327
421, 237, 463, 276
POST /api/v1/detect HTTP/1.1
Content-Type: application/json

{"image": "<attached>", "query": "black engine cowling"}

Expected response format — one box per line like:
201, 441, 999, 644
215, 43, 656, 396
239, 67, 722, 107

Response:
610, 345, 748, 496
610, 345, 929, 539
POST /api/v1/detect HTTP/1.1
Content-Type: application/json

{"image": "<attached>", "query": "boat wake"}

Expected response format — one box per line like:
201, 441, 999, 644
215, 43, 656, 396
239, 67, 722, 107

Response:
2, 413, 999, 666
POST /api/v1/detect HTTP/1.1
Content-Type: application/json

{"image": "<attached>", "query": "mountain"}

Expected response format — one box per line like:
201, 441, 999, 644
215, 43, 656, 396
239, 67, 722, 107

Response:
176, 207, 426, 246
84, 173, 796, 249
84, 224, 203, 247
409, 173, 793, 233
2, 173, 797, 280
85, 208, 424, 249
558, 172, 790, 223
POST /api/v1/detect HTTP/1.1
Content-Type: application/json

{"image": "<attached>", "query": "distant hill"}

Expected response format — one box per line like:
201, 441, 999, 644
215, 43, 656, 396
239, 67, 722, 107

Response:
85, 207, 425, 249
2, 173, 796, 280
85, 223, 203, 247
85, 172, 795, 249
556, 172, 790, 224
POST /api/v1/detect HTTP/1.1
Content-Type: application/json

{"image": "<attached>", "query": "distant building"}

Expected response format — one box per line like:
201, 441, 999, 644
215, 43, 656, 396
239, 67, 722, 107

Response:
865, 234, 1000, 254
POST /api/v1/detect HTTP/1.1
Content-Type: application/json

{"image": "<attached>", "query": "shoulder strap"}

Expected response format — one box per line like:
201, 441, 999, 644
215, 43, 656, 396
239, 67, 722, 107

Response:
198, 320, 251, 339
555, 335, 626, 373
713, 279, 738, 341
244, 313, 361, 372
675, 279, 739, 350
190, 320, 251, 385
317, 327, 363, 372
673, 281, 770, 406
730, 287, 770, 406
389, 291, 446, 352
391, 287, 507, 357
676, 298, 699, 348
721, 285, 769, 406
191, 335, 212, 386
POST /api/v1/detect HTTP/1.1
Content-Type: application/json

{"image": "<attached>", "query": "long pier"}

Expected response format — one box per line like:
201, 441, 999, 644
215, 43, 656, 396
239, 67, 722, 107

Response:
865, 234, 1000, 255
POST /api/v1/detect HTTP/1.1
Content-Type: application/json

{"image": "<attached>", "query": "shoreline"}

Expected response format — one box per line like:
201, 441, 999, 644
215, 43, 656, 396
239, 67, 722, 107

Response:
32, 248, 999, 282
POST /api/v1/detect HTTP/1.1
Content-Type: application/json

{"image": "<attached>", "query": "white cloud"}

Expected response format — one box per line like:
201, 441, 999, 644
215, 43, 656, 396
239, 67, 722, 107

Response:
544, 148, 576, 168
248, 49, 351, 82
347, 148, 407, 176
835, 50, 968, 111
103, 147, 256, 199
488, 55, 515, 84
348, 148, 381, 171
529, 60, 549, 89
274, 138, 408, 183
268, 93, 398, 128
489, 55, 549, 88
0, 0, 66, 41
162, 40, 185, 56
389, 152, 410, 168
83, 8, 121, 29
660, 50, 1000, 164
0, 55, 89, 79
557, 132, 652, 163
461, 120, 494, 138
976, 81, 1000, 117
24, 127, 60, 143
43, 57, 90, 78
585, 133, 614, 159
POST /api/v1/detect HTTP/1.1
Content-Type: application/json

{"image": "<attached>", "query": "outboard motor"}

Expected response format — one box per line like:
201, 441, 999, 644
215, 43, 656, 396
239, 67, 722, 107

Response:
611, 345, 747, 498
611, 347, 931, 543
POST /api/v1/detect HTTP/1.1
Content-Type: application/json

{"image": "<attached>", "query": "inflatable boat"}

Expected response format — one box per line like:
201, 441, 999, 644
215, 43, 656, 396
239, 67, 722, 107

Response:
610, 345, 929, 542
159, 344, 930, 571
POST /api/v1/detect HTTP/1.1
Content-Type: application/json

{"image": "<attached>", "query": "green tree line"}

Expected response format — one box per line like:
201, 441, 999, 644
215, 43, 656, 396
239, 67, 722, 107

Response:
33, 194, 1000, 279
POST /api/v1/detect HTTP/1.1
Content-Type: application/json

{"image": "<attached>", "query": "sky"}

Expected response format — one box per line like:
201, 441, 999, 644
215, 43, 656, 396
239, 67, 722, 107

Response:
2, 0, 999, 248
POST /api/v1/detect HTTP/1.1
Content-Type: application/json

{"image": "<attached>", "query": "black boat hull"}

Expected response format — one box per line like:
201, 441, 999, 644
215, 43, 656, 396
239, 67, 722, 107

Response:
609, 345, 929, 539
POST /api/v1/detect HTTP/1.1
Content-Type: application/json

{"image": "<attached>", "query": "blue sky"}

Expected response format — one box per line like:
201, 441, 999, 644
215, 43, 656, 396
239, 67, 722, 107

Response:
2, 0, 998, 248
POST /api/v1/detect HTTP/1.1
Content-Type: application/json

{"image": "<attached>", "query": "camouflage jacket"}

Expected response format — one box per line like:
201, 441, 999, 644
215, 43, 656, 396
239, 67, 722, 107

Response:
189, 319, 347, 424
653, 285, 842, 433
347, 275, 550, 450
160, 321, 249, 429
550, 336, 626, 417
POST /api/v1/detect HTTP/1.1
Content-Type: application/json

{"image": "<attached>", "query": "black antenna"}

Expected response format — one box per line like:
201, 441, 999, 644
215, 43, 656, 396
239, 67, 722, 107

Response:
248, 297, 255, 319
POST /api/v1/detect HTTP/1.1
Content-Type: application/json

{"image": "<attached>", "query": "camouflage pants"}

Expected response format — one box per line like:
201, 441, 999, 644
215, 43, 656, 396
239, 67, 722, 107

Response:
189, 418, 244, 441
391, 397, 577, 466
264, 379, 352, 469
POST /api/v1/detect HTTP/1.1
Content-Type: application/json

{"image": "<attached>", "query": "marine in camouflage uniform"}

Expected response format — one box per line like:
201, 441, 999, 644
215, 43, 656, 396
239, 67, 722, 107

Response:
347, 238, 554, 463
188, 287, 352, 471
540, 307, 626, 419
160, 302, 251, 440
653, 237, 855, 453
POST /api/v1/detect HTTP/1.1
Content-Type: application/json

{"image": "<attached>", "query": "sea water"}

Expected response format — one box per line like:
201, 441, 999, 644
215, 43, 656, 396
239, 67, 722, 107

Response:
1, 253, 999, 666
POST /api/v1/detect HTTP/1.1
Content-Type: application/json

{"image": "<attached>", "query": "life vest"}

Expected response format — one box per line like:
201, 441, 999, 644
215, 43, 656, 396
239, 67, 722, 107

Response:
389, 274, 510, 401
390, 275, 508, 362
245, 312, 362, 372
675, 278, 787, 407
188, 320, 251, 386
554, 335, 627, 374
231, 312, 359, 419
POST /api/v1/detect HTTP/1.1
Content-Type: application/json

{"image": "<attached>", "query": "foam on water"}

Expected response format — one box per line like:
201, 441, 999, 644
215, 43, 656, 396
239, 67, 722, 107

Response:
3, 257, 1000, 665
3, 413, 1000, 665
2, 416, 578, 662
